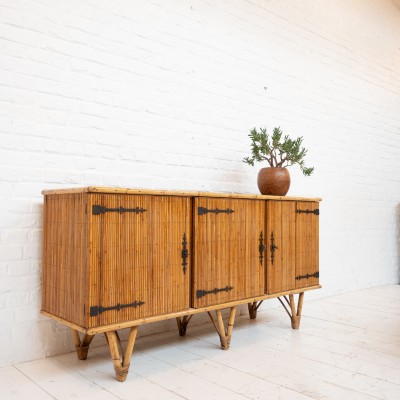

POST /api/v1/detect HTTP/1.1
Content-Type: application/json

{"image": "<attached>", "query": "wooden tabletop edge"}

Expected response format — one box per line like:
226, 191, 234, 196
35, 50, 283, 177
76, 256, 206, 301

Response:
41, 186, 322, 201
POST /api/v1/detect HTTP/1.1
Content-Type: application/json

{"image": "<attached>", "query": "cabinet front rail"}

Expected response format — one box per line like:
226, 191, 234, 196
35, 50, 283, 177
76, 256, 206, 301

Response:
41, 285, 321, 335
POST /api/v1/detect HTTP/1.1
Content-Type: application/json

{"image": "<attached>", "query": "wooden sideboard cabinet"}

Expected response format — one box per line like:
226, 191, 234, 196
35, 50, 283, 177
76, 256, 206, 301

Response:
41, 187, 321, 381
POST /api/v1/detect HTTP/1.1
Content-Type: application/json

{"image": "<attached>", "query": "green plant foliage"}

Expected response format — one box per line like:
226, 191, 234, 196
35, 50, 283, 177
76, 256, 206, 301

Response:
243, 126, 314, 176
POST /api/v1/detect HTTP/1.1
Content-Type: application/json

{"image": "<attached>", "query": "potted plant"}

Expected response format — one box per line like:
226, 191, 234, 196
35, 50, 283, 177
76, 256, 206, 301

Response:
243, 126, 314, 196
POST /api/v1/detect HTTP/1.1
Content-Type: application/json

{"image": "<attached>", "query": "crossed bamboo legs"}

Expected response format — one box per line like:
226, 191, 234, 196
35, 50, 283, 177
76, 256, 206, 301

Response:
71, 295, 304, 382
105, 327, 138, 382
71, 330, 94, 360
176, 315, 193, 336
248, 293, 305, 329
207, 307, 237, 350
277, 292, 304, 329
177, 307, 237, 350
71, 307, 236, 382
248, 301, 263, 319
71, 327, 138, 382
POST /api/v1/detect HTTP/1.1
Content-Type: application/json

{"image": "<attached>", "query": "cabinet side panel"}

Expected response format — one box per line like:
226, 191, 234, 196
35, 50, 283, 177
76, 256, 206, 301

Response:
41, 193, 88, 328
295, 201, 320, 289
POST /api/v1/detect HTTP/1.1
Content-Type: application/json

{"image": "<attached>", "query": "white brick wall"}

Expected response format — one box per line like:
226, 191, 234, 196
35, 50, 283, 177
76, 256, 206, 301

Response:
0, 0, 399, 366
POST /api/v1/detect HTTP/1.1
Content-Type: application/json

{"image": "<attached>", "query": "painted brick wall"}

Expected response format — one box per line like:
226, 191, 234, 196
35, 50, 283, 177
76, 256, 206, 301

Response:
0, 0, 399, 366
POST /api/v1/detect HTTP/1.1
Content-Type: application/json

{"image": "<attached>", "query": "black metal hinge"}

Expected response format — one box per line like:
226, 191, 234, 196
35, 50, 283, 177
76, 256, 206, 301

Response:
92, 205, 147, 215
198, 207, 234, 216
295, 271, 319, 280
259, 231, 265, 265
296, 208, 319, 216
181, 233, 188, 274
196, 286, 233, 298
89, 300, 145, 317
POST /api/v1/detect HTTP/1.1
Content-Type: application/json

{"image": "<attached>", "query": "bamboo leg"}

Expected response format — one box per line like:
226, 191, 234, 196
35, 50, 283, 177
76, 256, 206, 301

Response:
105, 326, 138, 382
216, 310, 228, 348
71, 329, 94, 360
248, 301, 263, 319
278, 292, 305, 329
225, 306, 236, 348
176, 315, 193, 336
115, 331, 123, 358
122, 326, 138, 368
208, 307, 236, 350
291, 292, 304, 329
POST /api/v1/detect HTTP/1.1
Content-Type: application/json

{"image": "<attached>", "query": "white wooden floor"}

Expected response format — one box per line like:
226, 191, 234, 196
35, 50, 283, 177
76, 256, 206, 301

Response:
1, 285, 400, 400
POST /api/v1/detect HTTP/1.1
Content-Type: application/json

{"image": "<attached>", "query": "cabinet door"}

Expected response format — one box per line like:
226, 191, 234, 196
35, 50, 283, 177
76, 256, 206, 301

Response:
266, 200, 320, 295
295, 201, 319, 289
193, 197, 265, 308
88, 194, 191, 328
266, 201, 296, 294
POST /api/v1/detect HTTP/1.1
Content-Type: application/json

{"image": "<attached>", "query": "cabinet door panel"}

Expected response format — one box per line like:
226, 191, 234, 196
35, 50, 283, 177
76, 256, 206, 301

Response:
193, 198, 265, 308
295, 201, 319, 289
266, 201, 296, 294
88, 194, 190, 328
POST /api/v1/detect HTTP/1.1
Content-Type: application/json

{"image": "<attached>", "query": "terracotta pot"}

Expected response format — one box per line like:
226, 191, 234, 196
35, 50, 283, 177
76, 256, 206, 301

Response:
257, 167, 290, 196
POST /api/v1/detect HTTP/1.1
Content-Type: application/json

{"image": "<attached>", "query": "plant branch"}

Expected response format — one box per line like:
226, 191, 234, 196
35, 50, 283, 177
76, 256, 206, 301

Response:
243, 126, 314, 177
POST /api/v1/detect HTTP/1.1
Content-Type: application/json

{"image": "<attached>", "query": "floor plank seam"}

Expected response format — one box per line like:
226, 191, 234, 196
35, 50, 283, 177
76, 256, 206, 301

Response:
320, 300, 400, 317
299, 314, 400, 335
294, 330, 400, 360
172, 335, 318, 399
13, 365, 57, 400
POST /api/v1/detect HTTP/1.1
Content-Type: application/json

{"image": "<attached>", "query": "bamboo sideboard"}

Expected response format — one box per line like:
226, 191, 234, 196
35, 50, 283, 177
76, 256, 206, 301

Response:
41, 187, 321, 381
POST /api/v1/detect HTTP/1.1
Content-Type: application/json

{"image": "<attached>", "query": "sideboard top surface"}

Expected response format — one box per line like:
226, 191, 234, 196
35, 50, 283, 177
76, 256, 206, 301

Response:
41, 186, 322, 202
